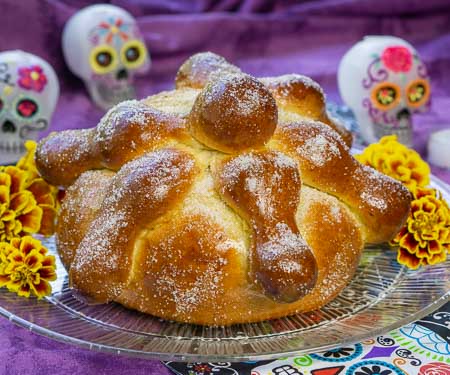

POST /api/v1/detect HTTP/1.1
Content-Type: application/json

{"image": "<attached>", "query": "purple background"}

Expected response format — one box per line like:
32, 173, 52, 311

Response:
1, 0, 449, 373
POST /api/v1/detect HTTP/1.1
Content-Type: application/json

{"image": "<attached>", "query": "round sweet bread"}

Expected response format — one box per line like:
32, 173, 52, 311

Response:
36, 52, 411, 325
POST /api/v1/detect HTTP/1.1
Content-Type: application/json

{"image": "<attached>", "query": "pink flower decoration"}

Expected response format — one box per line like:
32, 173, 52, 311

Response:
381, 45, 413, 73
17, 65, 47, 92
419, 362, 450, 375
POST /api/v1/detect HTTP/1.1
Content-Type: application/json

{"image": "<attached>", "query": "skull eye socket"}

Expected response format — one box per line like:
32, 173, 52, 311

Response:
407, 79, 430, 108
120, 40, 147, 69
90, 45, 117, 74
371, 82, 401, 111
96, 51, 113, 67
126, 47, 140, 63
16, 98, 38, 118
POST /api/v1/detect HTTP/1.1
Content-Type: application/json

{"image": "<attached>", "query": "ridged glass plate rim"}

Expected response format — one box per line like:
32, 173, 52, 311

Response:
0, 175, 448, 362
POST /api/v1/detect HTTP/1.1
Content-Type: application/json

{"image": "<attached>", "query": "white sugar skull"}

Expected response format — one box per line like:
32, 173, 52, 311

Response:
0, 50, 59, 164
338, 36, 431, 146
62, 4, 150, 110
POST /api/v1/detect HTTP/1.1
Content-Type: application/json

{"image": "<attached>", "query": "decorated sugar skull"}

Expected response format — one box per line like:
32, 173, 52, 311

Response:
338, 36, 431, 146
62, 4, 150, 110
0, 50, 59, 164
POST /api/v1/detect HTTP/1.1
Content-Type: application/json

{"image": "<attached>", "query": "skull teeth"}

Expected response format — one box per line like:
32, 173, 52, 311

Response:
0, 141, 26, 153
374, 123, 412, 145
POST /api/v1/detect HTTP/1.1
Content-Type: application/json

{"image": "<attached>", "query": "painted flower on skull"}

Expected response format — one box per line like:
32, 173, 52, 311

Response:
419, 362, 450, 375
381, 46, 413, 73
97, 17, 130, 45
17, 65, 48, 92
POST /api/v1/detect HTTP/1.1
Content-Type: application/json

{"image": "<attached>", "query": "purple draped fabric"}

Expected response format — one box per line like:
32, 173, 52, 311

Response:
0, 1, 449, 373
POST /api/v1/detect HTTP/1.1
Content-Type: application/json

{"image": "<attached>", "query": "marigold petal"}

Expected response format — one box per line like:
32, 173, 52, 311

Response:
30, 279, 51, 299
19, 236, 43, 254
16, 284, 31, 298
422, 200, 437, 214
427, 240, 442, 255
27, 179, 54, 204
16, 141, 39, 179
427, 250, 447, 265
1, 209, 15, 222
38, 205, 57, 236
10, 191, 34, 213
399, 232, 419, 254
0, 172, 11, 190
416, 246, 431, 259
24, 250, 43, 272
397, 247, 421, 269
17, 207, 42, 234
0, 185, 10, 206
38, 266, 57, 281
0, 274, 10, 287
5, 166, 29, 194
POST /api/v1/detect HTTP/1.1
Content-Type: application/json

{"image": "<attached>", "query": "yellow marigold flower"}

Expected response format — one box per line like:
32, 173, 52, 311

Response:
0, 166, 42, 241
16, 140, 40, 180
391, 187, 449, 269
19, 141, 59, 235
355, 135, 430, 191
0, 141, 59, 237
0, 236, 56, 298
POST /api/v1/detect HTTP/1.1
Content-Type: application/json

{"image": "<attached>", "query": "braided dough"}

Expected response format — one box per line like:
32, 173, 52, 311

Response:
37, 52, 411, 325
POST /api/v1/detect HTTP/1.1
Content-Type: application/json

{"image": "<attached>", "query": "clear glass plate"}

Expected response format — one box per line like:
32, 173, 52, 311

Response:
0, 176, 448, 362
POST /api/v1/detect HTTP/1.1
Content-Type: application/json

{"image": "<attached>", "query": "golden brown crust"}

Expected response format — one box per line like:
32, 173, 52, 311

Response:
189, 73, 278, 153
69, 149, 198, 303
56, 170, 113, 268
175, 52, 241, 89
67, 186, 362, 325
35, 101, 190, 187
39, 52, 412, 325
271, 120, 411, 243
214, 151, 317, 302
261, 75, 353, 146
36, 129, 102, 187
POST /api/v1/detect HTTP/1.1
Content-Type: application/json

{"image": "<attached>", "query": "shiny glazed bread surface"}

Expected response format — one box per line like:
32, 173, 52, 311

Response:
36, 52, 411, 325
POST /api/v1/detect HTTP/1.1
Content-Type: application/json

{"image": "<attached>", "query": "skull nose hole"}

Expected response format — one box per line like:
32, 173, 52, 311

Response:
116, 69, 128, 80
397, 108, 411, 120
2, 120, 16, 133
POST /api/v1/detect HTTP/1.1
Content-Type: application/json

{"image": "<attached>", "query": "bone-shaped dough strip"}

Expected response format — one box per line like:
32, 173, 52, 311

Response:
272, 120, 411, 243
69, 148, 198, 303
214, 150, 318, 303
36, 101, 188, 187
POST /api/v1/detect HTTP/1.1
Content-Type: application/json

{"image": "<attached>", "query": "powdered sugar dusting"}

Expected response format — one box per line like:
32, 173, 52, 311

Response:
261, 74, 325, 98
221, 152, 299, 217
296, 133, 341, 167
259, 222, 308, 263
360, 191, 388, 211
203, 73, 274, 119
94, 100, 144, 144
74, 209, 128, 273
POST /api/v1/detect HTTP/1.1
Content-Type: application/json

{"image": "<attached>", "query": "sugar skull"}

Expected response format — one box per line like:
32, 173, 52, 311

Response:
62, 4, 150, 110
338, 36, 431, 146
0, 50, 59, 164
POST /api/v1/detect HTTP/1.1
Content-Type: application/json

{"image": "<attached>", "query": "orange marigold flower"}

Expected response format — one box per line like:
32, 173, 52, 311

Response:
355, 135, 430, 191
0, 166, 42, 241
18, 141, 59, 235
0, 141, 59, 238
391, 187, 449, 269
16, 140, 40, 179
0, 236, 56, 298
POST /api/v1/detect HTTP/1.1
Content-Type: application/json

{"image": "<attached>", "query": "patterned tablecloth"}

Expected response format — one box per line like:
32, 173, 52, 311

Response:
165, 303, 450, 375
